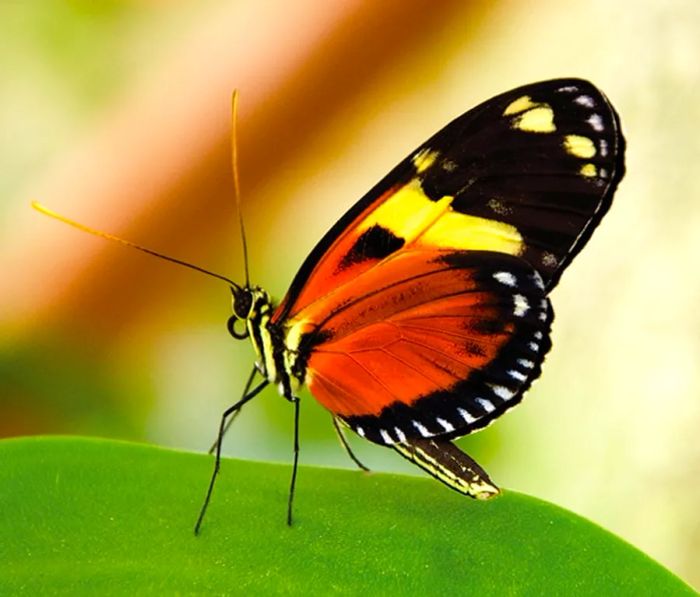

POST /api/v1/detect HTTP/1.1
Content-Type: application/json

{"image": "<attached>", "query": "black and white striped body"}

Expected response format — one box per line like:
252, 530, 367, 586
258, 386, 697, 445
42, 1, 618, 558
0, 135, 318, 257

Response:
234, 286, 302, 401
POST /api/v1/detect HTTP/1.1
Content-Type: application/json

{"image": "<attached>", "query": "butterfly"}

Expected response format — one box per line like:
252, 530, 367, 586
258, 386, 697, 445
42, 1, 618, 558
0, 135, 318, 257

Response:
189, 77, 625, 529
34, 77, 625, 530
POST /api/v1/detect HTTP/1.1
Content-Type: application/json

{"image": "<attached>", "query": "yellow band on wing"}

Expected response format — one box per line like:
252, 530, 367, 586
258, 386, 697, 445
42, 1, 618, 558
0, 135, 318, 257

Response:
419, 209, 523, 255
358, 179, 524, 256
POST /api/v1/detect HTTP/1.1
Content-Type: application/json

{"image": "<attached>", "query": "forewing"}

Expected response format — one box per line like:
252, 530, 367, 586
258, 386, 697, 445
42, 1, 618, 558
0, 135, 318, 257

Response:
295, 250, 552, 445
274, 78, 624, 324
414, 78, 625, 289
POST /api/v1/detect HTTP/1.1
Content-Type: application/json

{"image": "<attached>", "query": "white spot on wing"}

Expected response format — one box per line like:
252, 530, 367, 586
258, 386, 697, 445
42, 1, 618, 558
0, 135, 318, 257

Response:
458, 408, 476, 424
557, 85, 578, 93
476, 398, 496, 412
394, 427, 407, 443
529, 342, 540, 352
518, 358, 535, 369
534, 331, 543, 340
379, 429, 394, 444
588, 114, 604, 132
356, 426, 365, 438
575, 95, 595, 108
532, 272, 545, 290
412, 420, 432, 438
494, 271, 517, 287
600, 139, 609, 157
508, 369, 527, 382
513, 294, 530, 317
436, 418, 455, 433
491, 386, 515, 401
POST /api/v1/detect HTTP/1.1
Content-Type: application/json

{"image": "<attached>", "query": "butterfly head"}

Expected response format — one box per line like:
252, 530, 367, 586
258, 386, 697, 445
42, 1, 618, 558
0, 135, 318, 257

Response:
227, 284, 272, 340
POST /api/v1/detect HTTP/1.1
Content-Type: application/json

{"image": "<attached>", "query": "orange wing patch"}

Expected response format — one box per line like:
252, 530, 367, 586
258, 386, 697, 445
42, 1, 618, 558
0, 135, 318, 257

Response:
308, 292, 512, 417
293, 250, 552, 444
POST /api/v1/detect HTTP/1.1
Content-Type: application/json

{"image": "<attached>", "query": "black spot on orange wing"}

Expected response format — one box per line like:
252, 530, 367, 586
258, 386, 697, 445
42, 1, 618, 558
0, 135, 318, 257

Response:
338, 225, 405, 270
464, 341, 487, 358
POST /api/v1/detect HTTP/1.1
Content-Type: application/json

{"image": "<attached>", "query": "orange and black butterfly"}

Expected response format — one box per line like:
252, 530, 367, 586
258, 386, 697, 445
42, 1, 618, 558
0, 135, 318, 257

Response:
35, 78, 625, 529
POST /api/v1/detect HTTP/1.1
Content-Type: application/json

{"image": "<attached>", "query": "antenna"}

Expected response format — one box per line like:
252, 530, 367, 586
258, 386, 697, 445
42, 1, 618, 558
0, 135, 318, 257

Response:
231, 90, 251, 288
31, 201, 241, 289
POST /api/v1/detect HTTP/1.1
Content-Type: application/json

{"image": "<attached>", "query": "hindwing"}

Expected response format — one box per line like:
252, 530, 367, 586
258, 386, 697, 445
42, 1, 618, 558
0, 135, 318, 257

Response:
298, 250, 552, 445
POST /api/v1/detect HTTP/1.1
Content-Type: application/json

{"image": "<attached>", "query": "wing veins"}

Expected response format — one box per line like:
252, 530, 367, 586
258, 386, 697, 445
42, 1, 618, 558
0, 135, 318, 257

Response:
340, 352, 403, 403
396, 322, 510, 347
395, 337, 481, 370
310, 256, 481, 332
377, 346, 450, 387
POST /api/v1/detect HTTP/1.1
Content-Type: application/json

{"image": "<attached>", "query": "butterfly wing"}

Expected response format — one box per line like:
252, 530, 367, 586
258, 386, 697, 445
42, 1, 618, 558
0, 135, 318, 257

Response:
296, 249, 552, 444
272, 78, 623, 444
274, 78, 624, 327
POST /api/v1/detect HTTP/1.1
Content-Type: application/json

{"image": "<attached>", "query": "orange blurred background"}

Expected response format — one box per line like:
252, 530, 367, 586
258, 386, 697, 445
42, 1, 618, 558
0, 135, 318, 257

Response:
2, 0, 699, 587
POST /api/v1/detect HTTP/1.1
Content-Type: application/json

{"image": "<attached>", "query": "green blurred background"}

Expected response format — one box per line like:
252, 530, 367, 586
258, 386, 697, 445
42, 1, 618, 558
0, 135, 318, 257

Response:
2, 0, 699, 589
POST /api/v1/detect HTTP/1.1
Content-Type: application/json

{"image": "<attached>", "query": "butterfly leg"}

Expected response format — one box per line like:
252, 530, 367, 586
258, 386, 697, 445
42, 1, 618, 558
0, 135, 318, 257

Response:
286, 395, 301, 526
393, 438, 500, 500
332, 416, 370, 472
207, 366, 258, 454
194, 378, 269, 535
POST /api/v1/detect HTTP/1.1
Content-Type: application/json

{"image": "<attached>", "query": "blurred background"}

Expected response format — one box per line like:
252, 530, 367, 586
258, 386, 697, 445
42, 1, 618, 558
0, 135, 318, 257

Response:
2, 0, 699, 587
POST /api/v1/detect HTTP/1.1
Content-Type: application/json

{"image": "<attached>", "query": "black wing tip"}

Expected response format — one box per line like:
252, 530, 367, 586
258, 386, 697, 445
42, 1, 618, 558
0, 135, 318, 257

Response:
544, 79, 627, 291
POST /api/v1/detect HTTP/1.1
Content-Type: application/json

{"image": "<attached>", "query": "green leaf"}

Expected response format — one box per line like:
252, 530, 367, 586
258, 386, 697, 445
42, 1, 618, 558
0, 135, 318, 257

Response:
0, 436, 693, 595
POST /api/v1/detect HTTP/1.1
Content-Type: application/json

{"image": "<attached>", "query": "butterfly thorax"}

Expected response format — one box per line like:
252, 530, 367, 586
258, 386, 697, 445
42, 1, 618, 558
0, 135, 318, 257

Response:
229, 285, 303, 397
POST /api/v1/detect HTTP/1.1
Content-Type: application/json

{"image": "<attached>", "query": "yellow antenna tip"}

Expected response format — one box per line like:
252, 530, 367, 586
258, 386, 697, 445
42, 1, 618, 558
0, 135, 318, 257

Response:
31, 200, 54, 217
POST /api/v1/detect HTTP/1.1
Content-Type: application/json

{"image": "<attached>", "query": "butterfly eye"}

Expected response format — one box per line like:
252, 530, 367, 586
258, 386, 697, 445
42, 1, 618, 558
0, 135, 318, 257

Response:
226, 315, 249, 340
231, 287, 253, 319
